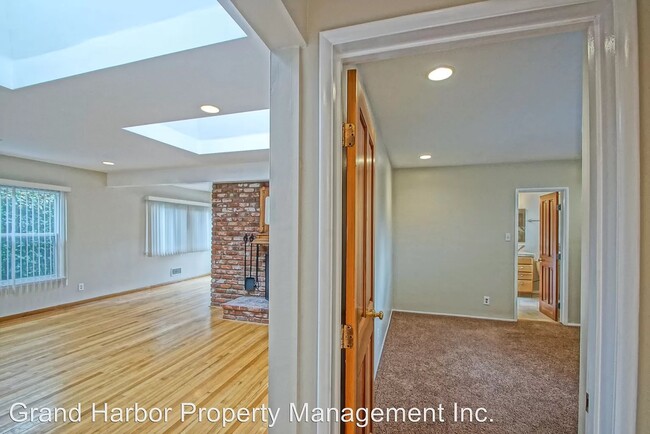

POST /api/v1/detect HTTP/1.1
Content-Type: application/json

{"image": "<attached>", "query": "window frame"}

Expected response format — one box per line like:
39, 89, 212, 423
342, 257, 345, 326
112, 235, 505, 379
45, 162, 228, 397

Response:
0, 179, 69, 288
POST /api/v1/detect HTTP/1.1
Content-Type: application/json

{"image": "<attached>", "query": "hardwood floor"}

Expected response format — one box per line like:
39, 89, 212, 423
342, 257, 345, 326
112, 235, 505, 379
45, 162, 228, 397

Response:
0, 277, 269, 433
517, 296, 554, 322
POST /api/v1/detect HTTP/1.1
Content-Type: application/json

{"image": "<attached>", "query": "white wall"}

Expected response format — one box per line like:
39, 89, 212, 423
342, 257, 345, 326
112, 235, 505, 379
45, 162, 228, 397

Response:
373, 139, 393, 372
0, 156, 211, 317
392, 160, 582, 323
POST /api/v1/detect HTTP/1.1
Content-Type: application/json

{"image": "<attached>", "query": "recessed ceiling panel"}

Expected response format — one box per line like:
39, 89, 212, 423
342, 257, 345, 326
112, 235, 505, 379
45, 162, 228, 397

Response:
124, 110, 270, 155
0, 0, 246, 89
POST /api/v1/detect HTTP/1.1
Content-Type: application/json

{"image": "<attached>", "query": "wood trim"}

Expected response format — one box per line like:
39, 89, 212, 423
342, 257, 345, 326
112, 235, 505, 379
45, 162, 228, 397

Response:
0, 274, 210, 323
258, 185, 270, 234
343, 70, 359, 430
538, 192, 560, 321
254, 185, 270, 245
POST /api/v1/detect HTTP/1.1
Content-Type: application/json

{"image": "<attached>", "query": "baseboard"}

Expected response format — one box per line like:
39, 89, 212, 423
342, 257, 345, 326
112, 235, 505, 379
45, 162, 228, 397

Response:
0, 273, 210, 322
393, 308, 516, 323
374, 309, 394, 375
565, 322, 581, 327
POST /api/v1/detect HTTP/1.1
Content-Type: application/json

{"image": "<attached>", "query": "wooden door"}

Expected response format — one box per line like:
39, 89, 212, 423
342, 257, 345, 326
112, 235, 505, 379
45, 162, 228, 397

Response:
538, 192, 559, 321
343, 69, 381, 434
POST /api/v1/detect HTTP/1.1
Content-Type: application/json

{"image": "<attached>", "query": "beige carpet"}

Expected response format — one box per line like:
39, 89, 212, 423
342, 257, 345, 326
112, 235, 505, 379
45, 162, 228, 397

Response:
374, 312, 580, 434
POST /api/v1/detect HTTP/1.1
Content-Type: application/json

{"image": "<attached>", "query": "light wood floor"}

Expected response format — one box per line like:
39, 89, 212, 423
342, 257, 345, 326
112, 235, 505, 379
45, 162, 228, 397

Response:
0, 277, 268, 433
517, 296, 555, 322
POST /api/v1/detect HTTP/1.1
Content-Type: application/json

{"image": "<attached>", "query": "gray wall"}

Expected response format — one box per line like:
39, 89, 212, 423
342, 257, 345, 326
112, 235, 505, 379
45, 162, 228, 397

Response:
392, 160, 582, 323
0, 156, 211, 317
373, 139, 393, 372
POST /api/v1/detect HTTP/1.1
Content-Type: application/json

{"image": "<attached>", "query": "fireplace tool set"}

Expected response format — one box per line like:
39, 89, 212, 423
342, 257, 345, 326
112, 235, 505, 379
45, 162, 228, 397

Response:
243, 234, 260, 292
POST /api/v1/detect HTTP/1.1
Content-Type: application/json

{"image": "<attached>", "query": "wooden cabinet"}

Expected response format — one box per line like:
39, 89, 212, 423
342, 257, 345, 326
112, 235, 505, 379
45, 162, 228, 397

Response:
517, 256, 539, 295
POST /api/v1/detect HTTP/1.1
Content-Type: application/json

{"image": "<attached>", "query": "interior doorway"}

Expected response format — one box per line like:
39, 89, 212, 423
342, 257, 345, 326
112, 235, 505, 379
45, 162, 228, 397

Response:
515, 188, 574, 324
340, 30, 586, 429
316, 2, 640, 433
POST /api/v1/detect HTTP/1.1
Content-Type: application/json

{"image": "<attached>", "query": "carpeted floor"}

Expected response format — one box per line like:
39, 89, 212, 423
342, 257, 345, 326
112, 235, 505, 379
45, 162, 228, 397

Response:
374, 312, 580, 434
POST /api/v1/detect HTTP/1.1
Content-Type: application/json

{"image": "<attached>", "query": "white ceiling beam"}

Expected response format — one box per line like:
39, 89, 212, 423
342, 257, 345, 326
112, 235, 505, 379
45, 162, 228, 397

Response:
227, 0, 305, 49
106, 161, 269, 188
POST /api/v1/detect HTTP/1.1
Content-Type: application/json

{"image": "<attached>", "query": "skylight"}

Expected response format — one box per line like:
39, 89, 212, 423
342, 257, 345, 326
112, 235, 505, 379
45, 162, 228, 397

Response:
124, 110, 270, 155
0, 0, 246, 89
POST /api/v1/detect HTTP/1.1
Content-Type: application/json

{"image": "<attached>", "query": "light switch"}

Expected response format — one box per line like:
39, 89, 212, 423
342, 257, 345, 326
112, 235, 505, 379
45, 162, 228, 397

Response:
505, 232, 512, 242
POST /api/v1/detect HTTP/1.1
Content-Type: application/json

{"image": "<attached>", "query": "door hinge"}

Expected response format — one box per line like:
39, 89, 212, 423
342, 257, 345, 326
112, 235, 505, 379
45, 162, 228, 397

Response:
585, 393, 589, 413
342, 123, 355, 148
558, 301, 561, 309
558, 203, 562, 211
558, 251, 562, 260
341, 324, 354, 349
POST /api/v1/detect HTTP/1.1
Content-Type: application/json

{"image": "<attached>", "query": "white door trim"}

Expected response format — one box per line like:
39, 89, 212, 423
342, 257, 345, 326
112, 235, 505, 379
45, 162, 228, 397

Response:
316, 1, 640, 434
268, 47, 301, 434
226, 2, 305, 433
514, 187, 571, 325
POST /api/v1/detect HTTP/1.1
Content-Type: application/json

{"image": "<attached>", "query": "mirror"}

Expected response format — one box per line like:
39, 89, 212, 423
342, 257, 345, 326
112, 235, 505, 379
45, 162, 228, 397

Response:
518, 209, 526, 243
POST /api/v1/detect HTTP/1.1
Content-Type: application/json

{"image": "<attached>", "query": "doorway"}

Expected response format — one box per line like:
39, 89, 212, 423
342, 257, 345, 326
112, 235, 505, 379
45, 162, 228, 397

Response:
341, 33, 586, 429
515, 188, 574, 324
316, 1, 640, 433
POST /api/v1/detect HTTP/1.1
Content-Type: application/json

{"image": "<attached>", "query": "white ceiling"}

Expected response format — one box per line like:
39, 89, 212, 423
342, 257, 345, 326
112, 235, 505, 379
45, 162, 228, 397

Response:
0, 2, 270, 173
0, 0, 246, 89
357, 31, 585, 168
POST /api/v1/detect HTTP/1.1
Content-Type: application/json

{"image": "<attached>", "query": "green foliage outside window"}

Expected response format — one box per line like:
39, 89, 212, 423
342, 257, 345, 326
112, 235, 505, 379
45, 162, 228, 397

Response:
1, 186, 59, 284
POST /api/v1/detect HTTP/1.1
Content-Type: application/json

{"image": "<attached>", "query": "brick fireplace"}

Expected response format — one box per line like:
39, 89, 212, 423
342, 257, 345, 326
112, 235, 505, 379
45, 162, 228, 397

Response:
211, 182, 269, 324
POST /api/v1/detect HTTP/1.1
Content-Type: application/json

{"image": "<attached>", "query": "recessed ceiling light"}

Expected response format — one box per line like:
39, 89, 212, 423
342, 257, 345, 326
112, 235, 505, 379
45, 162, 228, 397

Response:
419, 154, 432, 160
200, 105, 220, 114
428, 66, 454, 81
102, 161, 115, 166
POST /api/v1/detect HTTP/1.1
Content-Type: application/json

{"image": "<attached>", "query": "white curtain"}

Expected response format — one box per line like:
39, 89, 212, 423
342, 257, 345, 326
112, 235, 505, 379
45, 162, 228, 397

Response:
0, 185, 67, 290
146, 199, 210, 257
188, 206, 211, 252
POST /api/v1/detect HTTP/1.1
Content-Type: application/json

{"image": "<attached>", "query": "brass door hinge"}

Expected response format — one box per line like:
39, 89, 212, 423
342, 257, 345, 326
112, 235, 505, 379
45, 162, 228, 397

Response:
341, 324, 353, 349
342, 123, 355, 148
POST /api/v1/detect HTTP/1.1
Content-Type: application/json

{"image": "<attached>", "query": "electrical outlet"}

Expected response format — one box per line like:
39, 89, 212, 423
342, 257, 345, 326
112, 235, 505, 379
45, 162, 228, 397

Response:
505, 232, 512, 242
78, 283, 85, 291
483, 296, 490, 305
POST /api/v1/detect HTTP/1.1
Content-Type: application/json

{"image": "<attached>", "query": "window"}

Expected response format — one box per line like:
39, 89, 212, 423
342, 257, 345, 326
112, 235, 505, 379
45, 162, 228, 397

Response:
0, 184, 67, 288
145, 197, 211, 257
